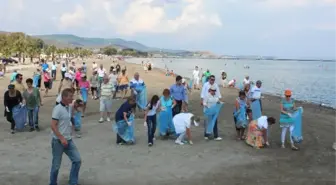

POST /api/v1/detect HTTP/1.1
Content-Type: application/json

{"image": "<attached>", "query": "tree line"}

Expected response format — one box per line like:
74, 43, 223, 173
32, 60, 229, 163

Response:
0, 32, 94, 63
101, 47, 149, 57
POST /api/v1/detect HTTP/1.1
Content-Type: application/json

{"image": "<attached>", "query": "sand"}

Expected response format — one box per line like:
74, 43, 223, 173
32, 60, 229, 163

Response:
0, 58, 335, 185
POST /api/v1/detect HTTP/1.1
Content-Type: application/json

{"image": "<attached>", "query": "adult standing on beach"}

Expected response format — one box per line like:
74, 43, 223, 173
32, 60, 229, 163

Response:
170, 75, 187, 116
97, 64, 106, 93
130, 72, 146, 109
23, 78, 43, 132
201, 75, 222, 104
99, 76, 114, 123
61, 63, 67, 80
51, 61, 57, 80
41, 59, 49, 71
12, 73, 26, 94
279, 89, 299, 150
117, 69, 129, 99
4, 84, 23, 134
192, 66, 200, 90
50, 88, 81, 185
250, 80, 263, 120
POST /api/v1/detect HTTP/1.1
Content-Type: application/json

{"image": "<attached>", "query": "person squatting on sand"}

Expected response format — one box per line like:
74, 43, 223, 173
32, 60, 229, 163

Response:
50, 88, 81, 185
173, 112, 200, 145
170, 75, 187, 117
144, 95, 160, 146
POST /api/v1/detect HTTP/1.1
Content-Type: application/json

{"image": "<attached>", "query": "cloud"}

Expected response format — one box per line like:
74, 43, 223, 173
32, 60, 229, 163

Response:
58, 4, 86, 30
255, 0, 336, 8
68, 0, 222, 35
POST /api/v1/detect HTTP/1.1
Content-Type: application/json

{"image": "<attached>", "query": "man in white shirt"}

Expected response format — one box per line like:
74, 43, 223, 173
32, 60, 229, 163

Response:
97, 64, 106, 94
173, 113, 200, 145
92, 61, 98, 71
201, 75, 222, 104
192, 66, 200, 90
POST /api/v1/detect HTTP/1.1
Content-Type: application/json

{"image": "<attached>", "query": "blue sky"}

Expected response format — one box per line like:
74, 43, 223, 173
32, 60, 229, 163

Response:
0, 0, 335, 59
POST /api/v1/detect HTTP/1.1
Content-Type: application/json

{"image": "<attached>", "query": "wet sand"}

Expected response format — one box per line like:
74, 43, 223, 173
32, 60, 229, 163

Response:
0, 58, 335, 185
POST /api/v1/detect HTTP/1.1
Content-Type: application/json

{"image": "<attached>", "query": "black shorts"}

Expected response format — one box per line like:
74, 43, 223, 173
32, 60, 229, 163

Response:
75, 79, 79, 87
91, 87, 97, 91
37, 78, 41, 88
44, 82, 50, 89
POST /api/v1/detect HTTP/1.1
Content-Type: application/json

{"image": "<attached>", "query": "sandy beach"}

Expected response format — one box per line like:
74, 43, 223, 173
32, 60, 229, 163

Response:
0, 58, 335, 185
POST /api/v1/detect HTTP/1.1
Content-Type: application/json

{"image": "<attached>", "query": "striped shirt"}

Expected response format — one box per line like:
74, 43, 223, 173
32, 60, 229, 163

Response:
100, 83, 113, 100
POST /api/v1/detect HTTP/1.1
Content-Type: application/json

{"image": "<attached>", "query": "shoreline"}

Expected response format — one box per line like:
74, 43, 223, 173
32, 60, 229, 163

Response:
128, 58, 336, 111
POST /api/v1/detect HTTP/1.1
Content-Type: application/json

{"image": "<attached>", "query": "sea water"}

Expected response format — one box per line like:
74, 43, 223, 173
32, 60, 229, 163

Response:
128, 58, 336, 108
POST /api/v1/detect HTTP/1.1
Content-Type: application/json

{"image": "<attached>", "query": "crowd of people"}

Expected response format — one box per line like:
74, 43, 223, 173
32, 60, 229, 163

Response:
3, 60, 305, 185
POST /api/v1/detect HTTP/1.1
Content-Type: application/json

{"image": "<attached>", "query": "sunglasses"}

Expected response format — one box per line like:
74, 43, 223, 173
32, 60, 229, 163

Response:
286, 95, 291, 97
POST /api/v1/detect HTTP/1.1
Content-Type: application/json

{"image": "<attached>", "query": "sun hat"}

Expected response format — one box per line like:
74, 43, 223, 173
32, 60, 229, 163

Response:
284, 89, 292, 96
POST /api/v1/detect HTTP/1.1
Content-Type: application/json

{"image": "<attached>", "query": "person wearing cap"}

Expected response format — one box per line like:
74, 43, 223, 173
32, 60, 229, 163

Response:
203, 84, 224, 141
201, 75, 222, 104
11, 73, 26, 94
170, 75, 187, 116
79, 74, 90, 116
89, 71, 99, 99
279, 89, 299, 150
249, 80, 263, 120
173, 112, 200, 145
4, 84, 23, 134
56, 72, 74, 105
192, 66, 200, 90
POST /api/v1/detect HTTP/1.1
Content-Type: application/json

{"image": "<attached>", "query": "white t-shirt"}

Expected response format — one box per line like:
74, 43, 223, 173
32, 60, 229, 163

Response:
109, 74, 118, 86
173, 113, 193, 134
243, 78, 250, 85
257, 116, 268, 130
228, 80, 235, 85
97, 68, 106, 77
192, 70, 200, 79
200, 82, 222, 99
146, 101, 160, 116
203, 93, 219, 108
251, 86, 262, 99
92, 63, 98, 70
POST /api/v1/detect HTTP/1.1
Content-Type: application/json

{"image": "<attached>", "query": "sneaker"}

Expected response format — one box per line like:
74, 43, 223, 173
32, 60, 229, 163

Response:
175, 140, 184, 145
153, 137, 156, 141
281, 144, 285, 149
99, 118, 104, 123
92, 96, 94, 99
148, 143, 153, 147
29, 128, 35, 132
10, 130, 15, 134
76, 133, 82, 138
35, 126, 40, 132
106, 117, 111, 122
204, 137, 209, 140
214, 137, 222, 141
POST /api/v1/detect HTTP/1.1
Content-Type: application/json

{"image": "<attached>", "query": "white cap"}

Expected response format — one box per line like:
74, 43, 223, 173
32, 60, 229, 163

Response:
209, 85, 216, 91
182, 78, 186, 83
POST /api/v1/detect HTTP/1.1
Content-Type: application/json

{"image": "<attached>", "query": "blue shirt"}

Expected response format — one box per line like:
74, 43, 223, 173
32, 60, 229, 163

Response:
42, 63, 49, 71
115, 101, 133, 122
170, 84, 186, 101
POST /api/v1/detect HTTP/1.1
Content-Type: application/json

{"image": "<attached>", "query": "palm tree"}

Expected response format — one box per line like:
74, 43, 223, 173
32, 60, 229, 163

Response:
0, 34, 13, 58
9, 32, 27, 63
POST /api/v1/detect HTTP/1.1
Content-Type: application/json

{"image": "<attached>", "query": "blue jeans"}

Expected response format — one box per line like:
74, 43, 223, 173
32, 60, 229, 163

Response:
50, 139, 81, 185
27, 106, 39, 128
146, 115, 157, 144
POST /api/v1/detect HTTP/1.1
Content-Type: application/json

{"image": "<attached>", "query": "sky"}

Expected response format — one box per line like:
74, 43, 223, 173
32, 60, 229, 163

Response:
0, 0, 335, 59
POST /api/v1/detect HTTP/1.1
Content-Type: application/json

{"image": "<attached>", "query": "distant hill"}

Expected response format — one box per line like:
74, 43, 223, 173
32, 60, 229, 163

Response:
33, 34, 191, 54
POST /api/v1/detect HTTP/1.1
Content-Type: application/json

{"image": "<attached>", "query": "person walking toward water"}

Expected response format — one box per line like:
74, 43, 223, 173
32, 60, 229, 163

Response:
117, 69, 129, 99
279, 89, 299, 150
203, 85, 223, 141
4, 84, 23, 134
159, 89, 176, 138
233, 91, 249, 140
170, 75, 187, 116
144, 95, 160, 146
192, 66, 200, 90
23, 78, 43, 132
173, 112, 200, 145
250, 80, 263, 120
50, 88, 81, 185
79, 74, 90, 116
99, 76, 113, 123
